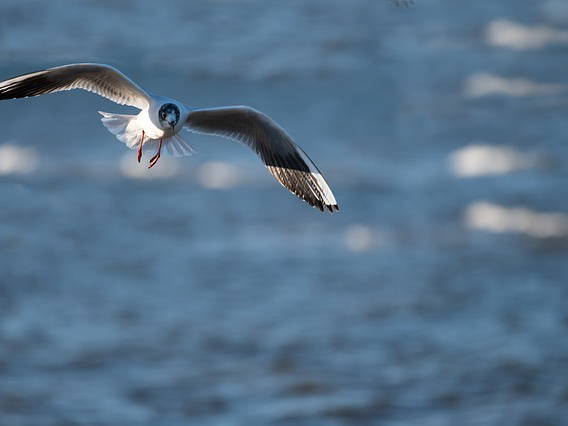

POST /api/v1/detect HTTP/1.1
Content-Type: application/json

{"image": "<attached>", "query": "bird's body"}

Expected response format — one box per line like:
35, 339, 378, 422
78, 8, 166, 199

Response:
99, 96, 194, 161
0, 63, 338, 211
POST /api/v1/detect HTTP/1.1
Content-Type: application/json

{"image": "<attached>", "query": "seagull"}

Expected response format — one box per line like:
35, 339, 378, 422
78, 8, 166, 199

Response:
0, 63, 338, 212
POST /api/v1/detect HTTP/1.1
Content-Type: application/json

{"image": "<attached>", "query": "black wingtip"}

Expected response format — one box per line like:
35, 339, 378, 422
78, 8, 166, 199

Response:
319, 203, 339, 213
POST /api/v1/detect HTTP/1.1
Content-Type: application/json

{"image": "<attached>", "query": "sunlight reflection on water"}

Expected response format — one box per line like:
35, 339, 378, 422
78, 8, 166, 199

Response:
486, 19, 568, 49
464, 73, 567, 98
0, 143, 39, 175
448, 144, 537, 177
1, 1, 568, 425
465, 201, 568, 238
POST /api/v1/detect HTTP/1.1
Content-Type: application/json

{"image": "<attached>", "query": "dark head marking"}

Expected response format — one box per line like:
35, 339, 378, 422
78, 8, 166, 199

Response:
158, 103, 180, 128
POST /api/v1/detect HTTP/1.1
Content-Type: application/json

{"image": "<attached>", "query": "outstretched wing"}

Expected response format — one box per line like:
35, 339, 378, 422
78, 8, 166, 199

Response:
0, 63, 150, 109
185, 106, 338, 212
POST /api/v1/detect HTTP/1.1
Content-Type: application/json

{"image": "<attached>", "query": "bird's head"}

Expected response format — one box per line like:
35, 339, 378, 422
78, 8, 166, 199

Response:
158, 103, 180, 130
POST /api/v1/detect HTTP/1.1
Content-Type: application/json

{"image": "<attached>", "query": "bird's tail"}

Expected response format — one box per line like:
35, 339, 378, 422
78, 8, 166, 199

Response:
98, 111, 142, 149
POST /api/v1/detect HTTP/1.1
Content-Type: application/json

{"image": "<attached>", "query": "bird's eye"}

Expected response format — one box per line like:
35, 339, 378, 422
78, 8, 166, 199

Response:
160, 112, 166, 120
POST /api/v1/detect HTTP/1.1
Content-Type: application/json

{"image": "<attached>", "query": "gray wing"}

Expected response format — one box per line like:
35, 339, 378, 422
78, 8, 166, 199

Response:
0, 63, 150, 109
185, 106, 338, 212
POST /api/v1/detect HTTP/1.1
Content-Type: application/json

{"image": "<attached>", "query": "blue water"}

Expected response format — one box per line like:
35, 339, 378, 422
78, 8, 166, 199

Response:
1, 1, 568, 425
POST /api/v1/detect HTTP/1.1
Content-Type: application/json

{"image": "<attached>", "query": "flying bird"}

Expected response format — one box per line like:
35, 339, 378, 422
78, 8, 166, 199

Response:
0, 63, 338, 212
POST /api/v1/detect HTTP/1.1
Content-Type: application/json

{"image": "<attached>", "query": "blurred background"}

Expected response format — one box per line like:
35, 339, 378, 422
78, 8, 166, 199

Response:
1, 1, 568, 425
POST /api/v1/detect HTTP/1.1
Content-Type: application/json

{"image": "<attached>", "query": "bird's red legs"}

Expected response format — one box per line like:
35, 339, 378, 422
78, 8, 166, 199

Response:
148, 138, 163, 169
137, 130, 145, 163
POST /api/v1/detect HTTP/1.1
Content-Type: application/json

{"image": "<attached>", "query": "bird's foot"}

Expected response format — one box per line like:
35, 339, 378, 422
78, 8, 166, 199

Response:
148, 138, 163, 169
148, 152, 160, 169
137, 130, 145, 163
